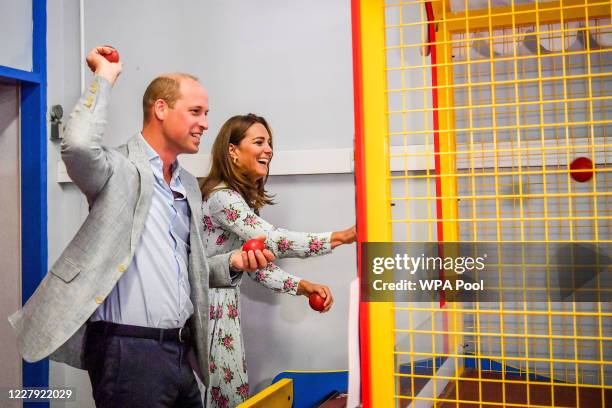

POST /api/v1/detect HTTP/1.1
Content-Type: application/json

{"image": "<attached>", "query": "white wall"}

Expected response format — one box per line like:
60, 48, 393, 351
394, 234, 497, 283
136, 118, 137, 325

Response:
189, 0, 356, 391
46, 1, 94, 407
82, 0, 354, 151
0, 0, 32, 70
244, 174, 356, 392
45, 0, 356, 403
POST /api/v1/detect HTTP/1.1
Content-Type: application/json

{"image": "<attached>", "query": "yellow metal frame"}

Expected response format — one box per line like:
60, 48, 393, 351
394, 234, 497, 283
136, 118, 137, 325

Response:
360, 0, 611, 406
445, 0, 611, 32
236, 378, 293, 408
357, 0, 395, 406
434, 0, 464, 385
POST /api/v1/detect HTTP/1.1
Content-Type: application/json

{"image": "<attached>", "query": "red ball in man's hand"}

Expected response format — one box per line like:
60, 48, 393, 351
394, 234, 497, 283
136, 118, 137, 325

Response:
242, 239, 265, 252
103, 47, 120, 63
309, 293, 326, 312
570, 157, 594, 182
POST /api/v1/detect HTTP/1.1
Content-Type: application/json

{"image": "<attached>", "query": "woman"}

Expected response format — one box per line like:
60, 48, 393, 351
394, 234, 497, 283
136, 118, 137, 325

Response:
200, 114, 355, 407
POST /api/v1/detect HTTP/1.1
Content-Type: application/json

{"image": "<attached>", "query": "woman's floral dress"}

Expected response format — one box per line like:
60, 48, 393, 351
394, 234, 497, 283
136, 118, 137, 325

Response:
201, 188, 332, 407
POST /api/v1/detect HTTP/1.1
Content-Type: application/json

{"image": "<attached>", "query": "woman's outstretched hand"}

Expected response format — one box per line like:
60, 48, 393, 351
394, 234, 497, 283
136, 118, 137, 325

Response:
298, 280, 333, 312
331, 225, 356, 249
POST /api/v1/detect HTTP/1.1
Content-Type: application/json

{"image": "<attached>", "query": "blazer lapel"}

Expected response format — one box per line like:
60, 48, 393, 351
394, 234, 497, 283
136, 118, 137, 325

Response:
181, 168, 204, 283
182, 171, 201, 228
127, 135, 154, 255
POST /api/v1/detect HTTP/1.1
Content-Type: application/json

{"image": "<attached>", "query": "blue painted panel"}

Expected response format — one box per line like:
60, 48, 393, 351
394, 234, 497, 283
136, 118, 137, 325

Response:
0, 66, 40, 84
20, 81, 48, 397
272, 371, 348, 408
4, 1, 49, 407
399, 357, 448, 374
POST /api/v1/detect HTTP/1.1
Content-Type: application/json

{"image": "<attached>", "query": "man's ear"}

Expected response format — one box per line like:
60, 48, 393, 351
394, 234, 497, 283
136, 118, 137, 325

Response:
153, 99, 167, 121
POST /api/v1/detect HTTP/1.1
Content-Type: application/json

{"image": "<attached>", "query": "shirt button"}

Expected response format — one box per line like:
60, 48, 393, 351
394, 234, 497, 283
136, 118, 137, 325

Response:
118, 264, 126, 272
95, 296, 104, 304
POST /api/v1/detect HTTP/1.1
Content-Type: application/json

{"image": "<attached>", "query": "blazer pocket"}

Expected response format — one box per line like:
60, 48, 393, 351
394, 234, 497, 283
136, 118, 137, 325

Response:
50, 257, 81, 283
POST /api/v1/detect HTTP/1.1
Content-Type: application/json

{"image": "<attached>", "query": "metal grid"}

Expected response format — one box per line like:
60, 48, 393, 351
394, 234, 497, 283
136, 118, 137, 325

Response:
376, 0, 612, 406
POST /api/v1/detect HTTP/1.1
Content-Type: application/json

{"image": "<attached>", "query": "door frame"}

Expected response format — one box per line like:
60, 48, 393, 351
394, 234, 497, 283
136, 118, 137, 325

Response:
0, 0, 48, 398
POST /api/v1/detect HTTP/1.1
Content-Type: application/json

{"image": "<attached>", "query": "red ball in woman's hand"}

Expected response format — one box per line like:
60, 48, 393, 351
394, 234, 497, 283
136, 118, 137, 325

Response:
570, 157, 594, 182
242, 239, 265, 252
309, 293, 326, 312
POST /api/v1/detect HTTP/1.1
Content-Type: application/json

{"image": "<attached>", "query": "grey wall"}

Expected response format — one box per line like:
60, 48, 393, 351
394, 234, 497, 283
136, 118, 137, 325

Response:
81, 0, 354, 151
45, 0, 356, 403
46, 1, 94, 407
194, 0, 354, 152
0, 0, 32, 70
193, 0, 355, 392
244, 174, 356, 392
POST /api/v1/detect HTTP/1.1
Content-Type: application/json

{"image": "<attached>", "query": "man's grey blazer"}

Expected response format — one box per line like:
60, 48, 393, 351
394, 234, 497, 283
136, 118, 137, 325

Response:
8, 76, 232, 388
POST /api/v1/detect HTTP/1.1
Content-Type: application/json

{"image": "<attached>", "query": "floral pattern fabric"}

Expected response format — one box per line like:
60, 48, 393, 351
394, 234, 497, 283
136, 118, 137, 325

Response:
202, 188, 332, 407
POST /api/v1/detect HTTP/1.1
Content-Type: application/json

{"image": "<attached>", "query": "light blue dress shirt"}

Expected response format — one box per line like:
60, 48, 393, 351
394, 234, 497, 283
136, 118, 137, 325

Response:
91, 134, 194, 329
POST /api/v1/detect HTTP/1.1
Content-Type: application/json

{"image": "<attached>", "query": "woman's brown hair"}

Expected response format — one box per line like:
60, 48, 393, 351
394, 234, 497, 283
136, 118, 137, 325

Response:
200, 114, 274, 211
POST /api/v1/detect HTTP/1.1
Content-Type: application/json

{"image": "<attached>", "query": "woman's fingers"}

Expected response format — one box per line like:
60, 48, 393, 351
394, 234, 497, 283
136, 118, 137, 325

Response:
316, 285, 333, 312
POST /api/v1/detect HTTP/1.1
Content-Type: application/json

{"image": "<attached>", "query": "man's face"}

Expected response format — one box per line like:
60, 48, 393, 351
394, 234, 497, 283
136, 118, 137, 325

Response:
161, 78, 209, 155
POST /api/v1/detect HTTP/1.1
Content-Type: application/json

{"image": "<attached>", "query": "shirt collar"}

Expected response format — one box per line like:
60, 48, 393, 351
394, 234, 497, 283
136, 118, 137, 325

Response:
139, 133, 182, 181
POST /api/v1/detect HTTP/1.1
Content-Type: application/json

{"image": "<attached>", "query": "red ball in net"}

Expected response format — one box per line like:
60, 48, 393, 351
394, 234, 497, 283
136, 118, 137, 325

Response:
242, 239, 265, 252
569, 157, 594, 183
309, 293, 326, 312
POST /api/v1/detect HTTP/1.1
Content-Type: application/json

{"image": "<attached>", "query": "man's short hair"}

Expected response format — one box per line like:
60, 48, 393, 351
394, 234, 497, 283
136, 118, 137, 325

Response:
142, 73, 199, 123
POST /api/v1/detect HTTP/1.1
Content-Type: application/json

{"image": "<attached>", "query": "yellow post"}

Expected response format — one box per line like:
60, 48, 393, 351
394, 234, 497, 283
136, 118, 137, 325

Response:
436, 0, 462, 359
357, 0, 395, 406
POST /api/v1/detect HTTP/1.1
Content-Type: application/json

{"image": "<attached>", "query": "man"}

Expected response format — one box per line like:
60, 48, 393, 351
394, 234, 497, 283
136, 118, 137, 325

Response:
9, 46, 273, 407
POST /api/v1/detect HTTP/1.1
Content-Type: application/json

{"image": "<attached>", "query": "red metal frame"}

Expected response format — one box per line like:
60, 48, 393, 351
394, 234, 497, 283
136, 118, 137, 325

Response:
352, 2, 448, 405
350, 1, 372, 406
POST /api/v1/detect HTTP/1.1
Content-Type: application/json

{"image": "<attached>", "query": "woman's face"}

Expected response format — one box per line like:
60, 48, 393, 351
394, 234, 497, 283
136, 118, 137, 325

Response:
231, 123, 273, 182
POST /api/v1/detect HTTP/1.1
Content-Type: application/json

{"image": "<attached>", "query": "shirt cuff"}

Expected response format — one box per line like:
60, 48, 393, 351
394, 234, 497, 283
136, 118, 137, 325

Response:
228, 260, 242, 284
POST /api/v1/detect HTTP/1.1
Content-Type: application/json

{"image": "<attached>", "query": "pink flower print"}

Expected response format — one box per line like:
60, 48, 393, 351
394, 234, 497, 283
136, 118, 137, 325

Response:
254, 270, 267, 282
209, 359, 217, 374
276, 237, 293, 254
209, 305, 215, 320
210, 386, 221, 401
283, 278, 297, 291
222, 365, 234, 384
222, 205, 240, 223
203, 215, 215, 233
243, 214, 259, 228
219, 333, 234, 351
237, 382, 249, 399
307, 236, 325, 256
217, 395, 229, 408
227, 302, 239, 319
215, 232, 228, 246
216, 305, 223, 319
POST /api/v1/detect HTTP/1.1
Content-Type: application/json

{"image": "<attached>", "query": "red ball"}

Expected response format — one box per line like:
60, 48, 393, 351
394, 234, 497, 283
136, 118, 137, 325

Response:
242, 239, 265, 252
103, 47, 119, 63
309, 293, 326, 312
570, 157, 594, 183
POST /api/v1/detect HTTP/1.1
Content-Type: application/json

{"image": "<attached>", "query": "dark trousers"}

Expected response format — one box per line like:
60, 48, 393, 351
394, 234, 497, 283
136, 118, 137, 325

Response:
84, 323, 203, 408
